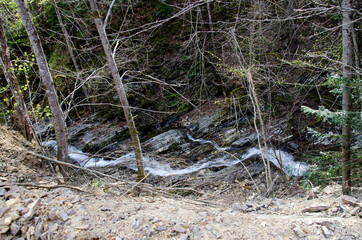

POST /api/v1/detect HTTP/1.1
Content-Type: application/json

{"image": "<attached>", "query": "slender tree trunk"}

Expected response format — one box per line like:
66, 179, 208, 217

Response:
51, 0, 90, 116
15, 0, 68, 167
0, 15, 34, 141
51, 0, 80, 73
341, 0, 353, 195
88, 0, 145, 181
0, 57, 41, 146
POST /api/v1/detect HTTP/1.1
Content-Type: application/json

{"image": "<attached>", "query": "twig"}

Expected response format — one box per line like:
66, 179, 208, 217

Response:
27, 151, 130, 184
264, 175, 280, 197
0, 182, 90, 193
28, 151, 216, 206
220, 150, 261, 193
308, 180, 315, 199
123, 172, 151, 196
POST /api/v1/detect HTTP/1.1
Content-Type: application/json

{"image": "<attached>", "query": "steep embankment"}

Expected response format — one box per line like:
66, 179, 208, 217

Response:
0, 126, 361, 239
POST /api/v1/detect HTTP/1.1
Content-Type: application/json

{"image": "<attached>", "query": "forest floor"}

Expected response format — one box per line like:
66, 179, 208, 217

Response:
0, 126, 361, 240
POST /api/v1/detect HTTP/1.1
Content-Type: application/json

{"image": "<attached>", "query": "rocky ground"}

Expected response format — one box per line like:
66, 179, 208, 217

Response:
0, 126, 361, 240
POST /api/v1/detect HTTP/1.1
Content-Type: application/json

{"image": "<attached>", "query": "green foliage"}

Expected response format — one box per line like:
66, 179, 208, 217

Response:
301, 74, 361, 131
156, 0, 174, 19
31, 104, 51, 120
92, 179, 110, 193
301, 151, 342, 188
302, 148, 361, 189
301, 105, 345, 126
164, 92, 189, 113
14, 52, 35, 76
324, 73, 361, 100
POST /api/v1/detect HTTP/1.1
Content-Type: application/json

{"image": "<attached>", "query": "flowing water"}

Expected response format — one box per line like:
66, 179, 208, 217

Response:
44, 133, 308, 177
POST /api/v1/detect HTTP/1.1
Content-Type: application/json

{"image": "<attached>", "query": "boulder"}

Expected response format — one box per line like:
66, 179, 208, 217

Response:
143, 130, 185, 153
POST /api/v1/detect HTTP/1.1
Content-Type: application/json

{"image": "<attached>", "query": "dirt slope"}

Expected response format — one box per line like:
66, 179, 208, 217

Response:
0, 126, 360, 240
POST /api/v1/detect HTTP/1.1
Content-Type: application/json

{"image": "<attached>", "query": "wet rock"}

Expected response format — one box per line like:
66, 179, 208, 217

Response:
231, 133, 260, 147
10, 222, 21, 235
195, 110, 232, 138
286, 142, 299, 151
220, 128, 239, 145
187, 144, 215, 159
143, 130, 185, 153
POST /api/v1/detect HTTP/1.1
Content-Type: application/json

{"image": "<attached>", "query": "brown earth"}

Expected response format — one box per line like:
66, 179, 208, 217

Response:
0, 126, 361, 240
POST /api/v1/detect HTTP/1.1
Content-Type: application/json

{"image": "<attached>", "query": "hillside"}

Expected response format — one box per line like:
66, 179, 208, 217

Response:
0, 0, 361, 239
0, 126, 361, 239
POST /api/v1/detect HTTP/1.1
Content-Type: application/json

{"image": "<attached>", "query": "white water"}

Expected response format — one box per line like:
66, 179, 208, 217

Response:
242, 148, 308, 176
44, 135, 308, 177
186, 132, 230, 151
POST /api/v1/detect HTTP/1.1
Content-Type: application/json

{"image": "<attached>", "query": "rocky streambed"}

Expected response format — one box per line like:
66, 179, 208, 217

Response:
42, 106, 309, 179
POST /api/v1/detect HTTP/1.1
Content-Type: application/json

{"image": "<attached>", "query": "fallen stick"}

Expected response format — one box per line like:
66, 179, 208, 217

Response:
0, 182, 90, 193
28, 151, 215, 206
123, 172, 151, 196
27, 151, 129, 184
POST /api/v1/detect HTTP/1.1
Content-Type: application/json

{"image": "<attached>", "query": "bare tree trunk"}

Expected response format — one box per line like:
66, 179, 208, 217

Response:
51, 0, 80, 73
51, 0, 90, 116
341, 0, 353, 195
15, 0, 68, 167
88, 0, 145, 181
0, 15, 34, 141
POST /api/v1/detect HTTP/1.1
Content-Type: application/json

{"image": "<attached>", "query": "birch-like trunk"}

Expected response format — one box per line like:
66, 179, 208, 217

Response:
0, 15, 34, 142
88, 0, 145, 181
341, 0, 353, 195
15, 0, 68, 166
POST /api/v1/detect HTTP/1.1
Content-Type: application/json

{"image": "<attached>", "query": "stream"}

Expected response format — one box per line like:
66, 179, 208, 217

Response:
44, 132, 308, 177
